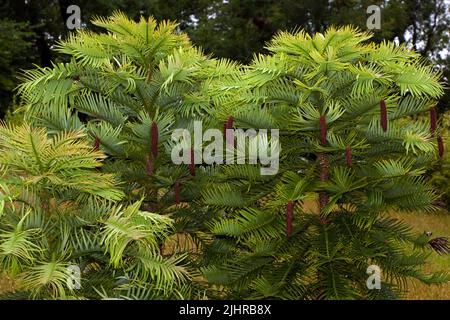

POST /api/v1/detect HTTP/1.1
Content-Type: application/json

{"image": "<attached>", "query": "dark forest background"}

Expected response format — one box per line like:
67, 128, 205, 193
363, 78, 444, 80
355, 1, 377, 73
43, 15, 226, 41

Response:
1, 0, 449, 118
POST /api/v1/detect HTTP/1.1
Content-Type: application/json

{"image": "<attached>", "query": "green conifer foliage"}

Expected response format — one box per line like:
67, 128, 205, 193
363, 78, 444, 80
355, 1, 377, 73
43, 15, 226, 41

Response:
13, 13, 449, 299
16, 12, 240, 291
201, 27, 449, 299
6, 12, 239, 299
0, 124, 193, 299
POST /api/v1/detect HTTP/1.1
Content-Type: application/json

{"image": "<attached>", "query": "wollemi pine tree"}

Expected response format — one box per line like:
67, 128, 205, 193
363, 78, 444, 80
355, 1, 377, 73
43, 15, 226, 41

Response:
201, 26, 449, 299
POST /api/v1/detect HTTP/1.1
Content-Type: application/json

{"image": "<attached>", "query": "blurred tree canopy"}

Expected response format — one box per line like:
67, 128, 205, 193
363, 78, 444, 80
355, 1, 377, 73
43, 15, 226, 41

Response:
0, 20, 36, 117
0, 0, 449, 117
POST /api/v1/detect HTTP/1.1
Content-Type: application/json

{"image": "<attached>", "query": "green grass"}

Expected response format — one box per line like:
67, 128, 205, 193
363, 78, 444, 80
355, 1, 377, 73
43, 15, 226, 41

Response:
389, 210, 450, 300
0, 272, 15, 296
304, 198, 450, 299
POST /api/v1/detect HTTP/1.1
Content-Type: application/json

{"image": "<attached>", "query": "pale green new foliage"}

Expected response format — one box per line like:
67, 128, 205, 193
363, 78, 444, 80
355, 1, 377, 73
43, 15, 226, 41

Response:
0, 211, 42, 275
102, 200, 173, 267
0, 124, 192, 299
0, 123, 124, 201
13, 12, 239, 299
20, 259, 72, 299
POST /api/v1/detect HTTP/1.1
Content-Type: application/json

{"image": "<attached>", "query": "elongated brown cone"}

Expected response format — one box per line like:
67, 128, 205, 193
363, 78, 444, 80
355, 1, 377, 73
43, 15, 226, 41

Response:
430, 108, 437, 136
223, 116, 234, 134
224, 116, 234, 146
319, 192, 329, 212
174, 181, 181, 204
151, 121, 158, 158
319, 115, 327, 145
345, 145, 352, 167
286, 201, 293, 237
438, 135, 444, 158
93, 137, 100, 151
145, 155, 154, 175
380, 100, 388, 132
226, 131, 235, 147
226, 116, 234, 130
189, 148, 196, 176
318, 153, 329, 182
223, 122, 228, 137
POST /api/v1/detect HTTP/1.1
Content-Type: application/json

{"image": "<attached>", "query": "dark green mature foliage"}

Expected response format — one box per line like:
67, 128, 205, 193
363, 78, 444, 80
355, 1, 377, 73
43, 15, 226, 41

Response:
200, 27, 449, 299
6, 13, 450, 299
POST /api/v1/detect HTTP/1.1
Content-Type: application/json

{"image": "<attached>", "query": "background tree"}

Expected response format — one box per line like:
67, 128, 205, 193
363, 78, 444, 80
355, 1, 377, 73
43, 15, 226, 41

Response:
0, 20, 36, 118
1, 0, 449, 117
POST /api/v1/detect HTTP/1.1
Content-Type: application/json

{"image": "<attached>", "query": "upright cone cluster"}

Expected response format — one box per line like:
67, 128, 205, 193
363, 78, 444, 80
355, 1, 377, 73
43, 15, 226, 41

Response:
345, 145, 352, 168
174, 181, 181, 204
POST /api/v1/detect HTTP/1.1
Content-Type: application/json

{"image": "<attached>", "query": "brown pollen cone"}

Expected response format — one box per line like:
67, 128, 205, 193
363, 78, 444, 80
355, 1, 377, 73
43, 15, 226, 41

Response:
146, 155, 154, 176
189, 148, 196, 176
380, 100, 388, 132
174, 181, 181, 204
438, 135, 444, 158
345, 145, 352, 167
